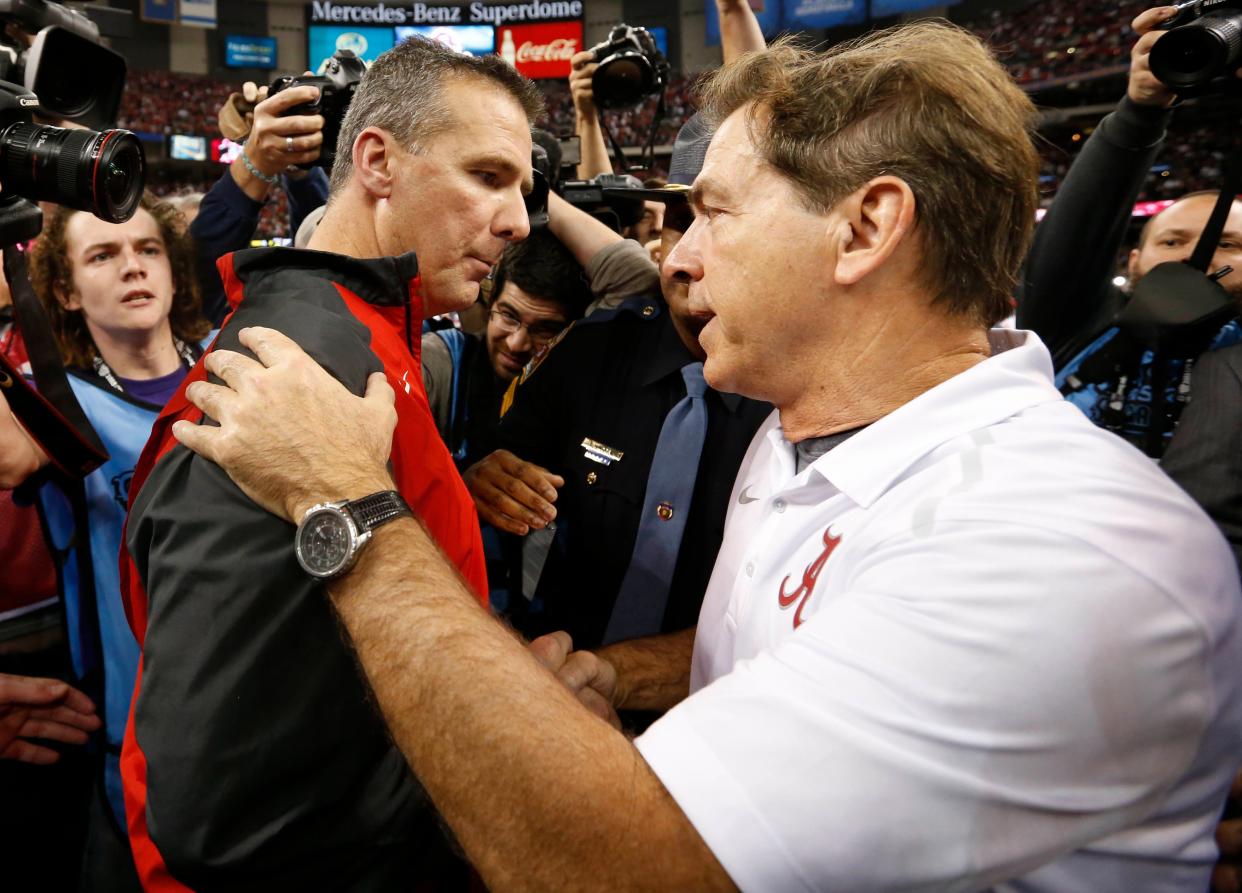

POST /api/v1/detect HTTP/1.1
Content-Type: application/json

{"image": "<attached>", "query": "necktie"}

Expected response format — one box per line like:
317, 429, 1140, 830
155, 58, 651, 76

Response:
602, 362, 709, 645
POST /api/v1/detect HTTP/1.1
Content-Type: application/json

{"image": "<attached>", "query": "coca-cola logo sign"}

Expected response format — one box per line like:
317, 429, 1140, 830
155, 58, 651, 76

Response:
500, 21, 583, 79
516, 37, 578, 63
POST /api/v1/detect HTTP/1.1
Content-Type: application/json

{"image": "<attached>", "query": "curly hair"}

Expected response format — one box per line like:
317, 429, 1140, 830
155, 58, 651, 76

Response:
30, 192, 208, 370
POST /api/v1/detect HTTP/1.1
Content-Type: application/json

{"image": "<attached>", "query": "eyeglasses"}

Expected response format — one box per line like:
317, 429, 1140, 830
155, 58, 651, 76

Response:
489, 309, 568, 345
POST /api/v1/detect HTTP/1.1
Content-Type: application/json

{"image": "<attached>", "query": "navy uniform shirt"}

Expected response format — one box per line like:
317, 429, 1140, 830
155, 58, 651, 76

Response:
498, 296, 771, 649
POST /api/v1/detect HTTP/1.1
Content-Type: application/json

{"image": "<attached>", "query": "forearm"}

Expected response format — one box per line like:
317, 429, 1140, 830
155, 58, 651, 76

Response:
583, 238, 660, 306
716, 0, 765, 64
597, 628, 695, 713
330, 516, 732, 892
575, 109, 613, 180
1018, 97, 1171, 350
547, 192, 626, 271
229, 155, 273, 204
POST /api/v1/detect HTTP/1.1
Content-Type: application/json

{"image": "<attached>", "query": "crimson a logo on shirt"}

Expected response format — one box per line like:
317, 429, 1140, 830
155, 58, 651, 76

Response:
778, 526, 842, 629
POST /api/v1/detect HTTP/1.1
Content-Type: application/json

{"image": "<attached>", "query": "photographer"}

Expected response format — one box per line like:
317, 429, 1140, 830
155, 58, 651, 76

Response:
568, 0, 763, 184
1018, 5, 1242, 457
0, 192, 210, 890
191, 82, 330, 325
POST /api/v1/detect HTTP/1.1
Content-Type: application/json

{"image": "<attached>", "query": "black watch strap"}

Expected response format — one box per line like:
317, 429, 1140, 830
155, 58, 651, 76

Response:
343, 490, 412, 532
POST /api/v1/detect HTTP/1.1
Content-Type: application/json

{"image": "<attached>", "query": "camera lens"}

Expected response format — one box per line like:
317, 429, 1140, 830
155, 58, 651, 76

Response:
593, 54, 655, 109
0, 123, 145, 223
1150, 13, 1242, 91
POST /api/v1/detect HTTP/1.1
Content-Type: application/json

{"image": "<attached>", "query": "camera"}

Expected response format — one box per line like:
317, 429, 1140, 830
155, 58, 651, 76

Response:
562, 173, 648, 231
1150, 0, 1242, 94
0, 1, 129, 129
0, 80, 144, 235
587, 25, 669, 110
269, 49, 367, 173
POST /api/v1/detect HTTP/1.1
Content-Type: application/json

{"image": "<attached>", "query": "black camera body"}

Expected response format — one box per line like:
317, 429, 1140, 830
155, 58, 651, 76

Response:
1151, 0, 1242, 94
561, 173, 647, 231
269, 49, 366, 173
588, 24, 669, 110
0, 0, 129, 129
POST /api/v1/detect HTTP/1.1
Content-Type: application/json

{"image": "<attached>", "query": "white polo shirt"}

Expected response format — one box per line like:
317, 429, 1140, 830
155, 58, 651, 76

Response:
635, 330, 1242, 893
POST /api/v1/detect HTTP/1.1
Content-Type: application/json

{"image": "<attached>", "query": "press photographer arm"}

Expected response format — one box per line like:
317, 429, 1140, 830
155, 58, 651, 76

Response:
569, 49, 614, 179
546, 190, 659, 306
1017, 6, 1181, 364
192, 83, 328, 324
715, 0, 765, 64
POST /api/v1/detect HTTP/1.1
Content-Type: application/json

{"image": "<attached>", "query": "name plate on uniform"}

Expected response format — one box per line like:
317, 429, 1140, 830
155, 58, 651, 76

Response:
582, 438, 624, 466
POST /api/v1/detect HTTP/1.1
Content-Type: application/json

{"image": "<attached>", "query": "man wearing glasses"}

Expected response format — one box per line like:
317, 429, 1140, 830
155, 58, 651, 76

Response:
422, 228, 592, 470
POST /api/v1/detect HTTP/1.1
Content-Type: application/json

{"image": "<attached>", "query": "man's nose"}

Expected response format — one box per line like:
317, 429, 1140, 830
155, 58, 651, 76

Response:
505, 326, 532, 352
496, 191, 531, 243
121, 246, 146, 277
665, 218, 704, 286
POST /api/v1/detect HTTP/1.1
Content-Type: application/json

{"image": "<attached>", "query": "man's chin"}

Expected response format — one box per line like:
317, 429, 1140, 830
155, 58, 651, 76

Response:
423, 282, 480, 317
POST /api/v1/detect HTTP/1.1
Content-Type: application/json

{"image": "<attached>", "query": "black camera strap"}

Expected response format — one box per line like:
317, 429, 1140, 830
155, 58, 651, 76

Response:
1188, 158, 1242, 272
599, 88, 667, 176
3, 243, 108, 476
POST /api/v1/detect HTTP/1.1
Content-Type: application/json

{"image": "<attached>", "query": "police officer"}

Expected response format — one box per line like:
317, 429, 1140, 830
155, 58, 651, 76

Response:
464, 117, 771, 653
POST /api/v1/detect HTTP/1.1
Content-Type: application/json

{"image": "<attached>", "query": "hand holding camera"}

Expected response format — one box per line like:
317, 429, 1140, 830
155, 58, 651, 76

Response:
1129, 6, 1181, 107
1147, 0, 1242, 95
244, 85, 325, 179
569, 49, 598, 118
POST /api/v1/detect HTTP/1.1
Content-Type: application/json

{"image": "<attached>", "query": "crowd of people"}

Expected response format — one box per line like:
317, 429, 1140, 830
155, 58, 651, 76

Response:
964, 0, 1147, 84
4, 1, 1242, 891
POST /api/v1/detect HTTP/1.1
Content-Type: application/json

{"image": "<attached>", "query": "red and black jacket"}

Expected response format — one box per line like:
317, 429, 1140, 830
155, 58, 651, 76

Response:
118, 247, 488, 892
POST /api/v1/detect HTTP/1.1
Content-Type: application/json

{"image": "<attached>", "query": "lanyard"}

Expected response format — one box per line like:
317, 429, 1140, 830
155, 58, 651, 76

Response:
92, 338, 197, 397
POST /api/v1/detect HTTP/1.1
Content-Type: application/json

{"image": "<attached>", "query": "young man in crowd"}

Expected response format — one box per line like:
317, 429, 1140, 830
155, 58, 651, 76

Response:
117, 38, 541, 891
171, 24, 1242, 891
421, 228, 592, 470
0, 193, 212, 891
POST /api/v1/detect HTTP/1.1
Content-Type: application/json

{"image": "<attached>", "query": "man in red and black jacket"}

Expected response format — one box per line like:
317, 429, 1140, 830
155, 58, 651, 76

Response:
118, 40, 543, 891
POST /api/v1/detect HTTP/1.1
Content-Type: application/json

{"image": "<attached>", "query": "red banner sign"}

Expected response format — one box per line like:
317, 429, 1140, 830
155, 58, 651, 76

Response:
498, 21, 582, 79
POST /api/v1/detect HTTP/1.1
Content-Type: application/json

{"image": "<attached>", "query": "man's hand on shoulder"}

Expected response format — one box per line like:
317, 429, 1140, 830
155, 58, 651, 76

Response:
462, 449, 563, 536
173, 326, 396, 523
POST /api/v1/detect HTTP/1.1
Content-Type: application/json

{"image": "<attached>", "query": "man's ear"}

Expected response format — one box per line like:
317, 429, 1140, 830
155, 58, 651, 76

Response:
352, 127, 398, 199
832, 176, 917, 287
1127, 248, 1142, 284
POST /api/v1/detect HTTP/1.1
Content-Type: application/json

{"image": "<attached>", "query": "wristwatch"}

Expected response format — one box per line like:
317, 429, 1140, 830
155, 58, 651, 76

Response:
294, 491, 412, 580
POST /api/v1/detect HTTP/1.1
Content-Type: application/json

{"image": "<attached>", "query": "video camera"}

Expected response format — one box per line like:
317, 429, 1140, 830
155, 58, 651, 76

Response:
0, 0, 128, 129
528, 138, 647, 233
587, 25, 669, 110
1150, 0, 1242, 94
269, 49, 367, 173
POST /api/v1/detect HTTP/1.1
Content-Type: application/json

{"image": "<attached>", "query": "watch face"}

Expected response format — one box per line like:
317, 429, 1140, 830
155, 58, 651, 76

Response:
297, 509, 352, 577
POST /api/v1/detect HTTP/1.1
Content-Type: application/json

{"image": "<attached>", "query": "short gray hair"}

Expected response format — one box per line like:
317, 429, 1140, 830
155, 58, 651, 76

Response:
328, 37, 543, 194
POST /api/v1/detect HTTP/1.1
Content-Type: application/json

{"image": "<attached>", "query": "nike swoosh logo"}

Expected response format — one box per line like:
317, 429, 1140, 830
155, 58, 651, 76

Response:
738, 486, 758, 504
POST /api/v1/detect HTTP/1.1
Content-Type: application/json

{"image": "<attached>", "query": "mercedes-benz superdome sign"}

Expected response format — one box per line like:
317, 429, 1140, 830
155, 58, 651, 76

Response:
310, 1, 584, 26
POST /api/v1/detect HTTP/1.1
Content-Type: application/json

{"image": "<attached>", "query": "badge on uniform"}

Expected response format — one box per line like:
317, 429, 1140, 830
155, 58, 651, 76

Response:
581, 438, 624, 466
